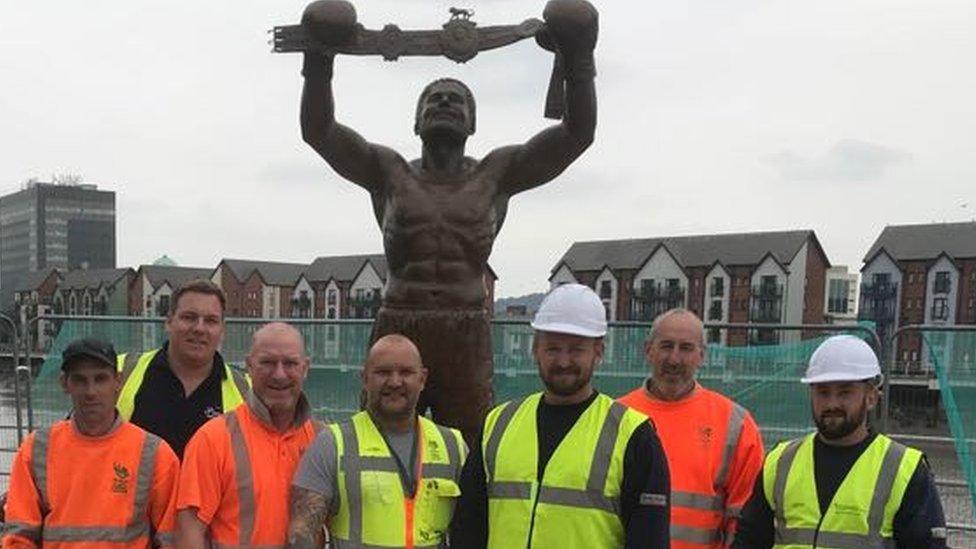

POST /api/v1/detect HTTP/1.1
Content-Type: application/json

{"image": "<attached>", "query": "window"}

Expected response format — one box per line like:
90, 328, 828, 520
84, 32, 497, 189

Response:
599, 280, 612, 300
711, 277, 724, 297
327, 289, 337, 305
639, 279, 654, 298
827, 279, 850, 314
158, 295, 171, 316
934, 271, 951, 294
872, 273, 891, 286
932, 297, 949, 320
707, 328, 721, 344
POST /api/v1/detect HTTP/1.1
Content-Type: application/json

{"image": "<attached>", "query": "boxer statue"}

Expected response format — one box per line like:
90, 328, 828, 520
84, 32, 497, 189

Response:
299, 0, 598, 443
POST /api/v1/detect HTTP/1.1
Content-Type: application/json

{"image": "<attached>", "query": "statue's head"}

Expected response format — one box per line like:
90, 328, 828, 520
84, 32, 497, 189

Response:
414, 78, 476, 139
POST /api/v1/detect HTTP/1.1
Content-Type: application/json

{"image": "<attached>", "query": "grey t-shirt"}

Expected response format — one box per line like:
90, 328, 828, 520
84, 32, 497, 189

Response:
293, 423, 417, 511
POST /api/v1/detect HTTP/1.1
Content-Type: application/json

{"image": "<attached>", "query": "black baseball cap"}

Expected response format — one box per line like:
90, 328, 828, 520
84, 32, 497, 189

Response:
61, 338, 118, 371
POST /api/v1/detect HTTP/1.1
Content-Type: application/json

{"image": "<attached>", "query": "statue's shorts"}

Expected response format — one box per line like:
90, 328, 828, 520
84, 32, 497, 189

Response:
370, 306, 493, 446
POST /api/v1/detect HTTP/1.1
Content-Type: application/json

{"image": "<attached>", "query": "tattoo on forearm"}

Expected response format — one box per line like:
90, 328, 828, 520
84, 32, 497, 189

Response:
287, 487, 329, 549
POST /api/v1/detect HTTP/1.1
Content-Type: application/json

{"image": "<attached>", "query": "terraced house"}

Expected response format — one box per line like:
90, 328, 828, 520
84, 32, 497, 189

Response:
859, 221, 976, 372
550, 230, 833, 345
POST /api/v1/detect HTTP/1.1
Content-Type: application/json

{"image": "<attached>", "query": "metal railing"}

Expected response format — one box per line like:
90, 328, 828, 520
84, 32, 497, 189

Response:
3, 316, 973, 539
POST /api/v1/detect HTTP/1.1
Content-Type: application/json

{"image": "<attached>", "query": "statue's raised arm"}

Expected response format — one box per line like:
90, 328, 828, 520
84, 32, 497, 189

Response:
299, 1, 404, 194
281, 0, 600, 445
493, 0, 598, 197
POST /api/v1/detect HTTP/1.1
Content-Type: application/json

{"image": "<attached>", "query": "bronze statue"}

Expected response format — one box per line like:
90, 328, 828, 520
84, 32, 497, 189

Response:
294, 0, 598, 442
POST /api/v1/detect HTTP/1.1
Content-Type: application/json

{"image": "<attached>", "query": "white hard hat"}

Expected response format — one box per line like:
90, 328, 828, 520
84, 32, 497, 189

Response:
802, 335, 881, 384
531, 283, 607, 338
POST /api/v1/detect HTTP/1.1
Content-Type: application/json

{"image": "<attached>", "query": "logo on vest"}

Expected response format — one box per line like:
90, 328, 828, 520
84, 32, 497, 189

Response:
203, 406, 221, 419
112, 463, 130, 494
426, 439, 443, 461
698, 425, 713, 446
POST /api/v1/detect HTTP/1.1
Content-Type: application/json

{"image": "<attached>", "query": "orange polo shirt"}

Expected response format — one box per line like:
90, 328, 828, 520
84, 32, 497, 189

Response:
177, 395, 319, 547
619, 383, 764, 548
2, 419, 179, 549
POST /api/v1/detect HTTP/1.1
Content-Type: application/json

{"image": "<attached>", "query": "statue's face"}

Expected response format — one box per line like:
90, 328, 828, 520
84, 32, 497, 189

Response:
416, 80, 475, 139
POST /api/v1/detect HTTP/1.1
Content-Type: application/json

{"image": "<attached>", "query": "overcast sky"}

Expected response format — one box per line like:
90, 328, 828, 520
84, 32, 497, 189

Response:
2, 1, 974, 297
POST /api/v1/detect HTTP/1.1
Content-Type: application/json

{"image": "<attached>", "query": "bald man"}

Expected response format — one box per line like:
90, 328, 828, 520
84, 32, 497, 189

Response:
177, 322, 320, 548
288, 334, 467, 549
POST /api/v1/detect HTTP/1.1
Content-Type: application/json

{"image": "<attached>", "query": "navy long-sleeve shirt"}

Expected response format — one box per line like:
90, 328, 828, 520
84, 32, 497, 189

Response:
732, 432, 948, 549
450, 391, 671, 548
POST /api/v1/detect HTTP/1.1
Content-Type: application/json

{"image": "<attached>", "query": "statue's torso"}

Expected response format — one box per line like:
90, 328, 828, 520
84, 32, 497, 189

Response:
376, 157, 506, 309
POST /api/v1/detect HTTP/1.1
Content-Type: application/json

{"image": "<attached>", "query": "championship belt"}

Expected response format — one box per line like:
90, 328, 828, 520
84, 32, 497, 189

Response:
273, 8, 567, 119
273, 9, 542, 64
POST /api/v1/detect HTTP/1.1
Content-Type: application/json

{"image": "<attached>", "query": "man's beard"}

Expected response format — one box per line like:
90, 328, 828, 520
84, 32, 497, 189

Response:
814, 398, 868, 440
541, 364, 593, 397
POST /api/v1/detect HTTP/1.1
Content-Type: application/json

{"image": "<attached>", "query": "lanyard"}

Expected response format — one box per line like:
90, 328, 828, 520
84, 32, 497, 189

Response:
378, 419, 420, 497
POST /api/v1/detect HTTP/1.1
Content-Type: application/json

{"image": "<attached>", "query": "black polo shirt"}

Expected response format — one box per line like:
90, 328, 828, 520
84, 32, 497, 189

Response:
128, 342, 229, 459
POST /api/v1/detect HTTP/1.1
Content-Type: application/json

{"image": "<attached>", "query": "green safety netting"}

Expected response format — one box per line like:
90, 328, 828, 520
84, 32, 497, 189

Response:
919, 329, 976, 519
30, 319, 875, 445
21, 318, 975, 533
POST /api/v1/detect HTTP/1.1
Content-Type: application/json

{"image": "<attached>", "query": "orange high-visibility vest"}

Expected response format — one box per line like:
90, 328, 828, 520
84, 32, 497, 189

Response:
176, 399, 319, 547
619, 384, 764, 548
2, 420, 179, 549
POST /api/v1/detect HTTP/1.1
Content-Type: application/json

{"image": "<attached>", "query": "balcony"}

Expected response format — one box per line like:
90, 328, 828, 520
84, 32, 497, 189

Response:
750, 305, 782, 324
827, 297, 849, 315
291, 295, 313, 319
628, 284, 686, 321
860, 281, 898, 300
350, 293, 382, 319
752, 283, 784, 299
707, 302, 723, 321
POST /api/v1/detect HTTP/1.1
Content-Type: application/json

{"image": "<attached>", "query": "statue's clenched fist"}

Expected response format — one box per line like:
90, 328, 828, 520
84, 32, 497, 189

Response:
302, 0, 358, 47
538, 0, 598, 57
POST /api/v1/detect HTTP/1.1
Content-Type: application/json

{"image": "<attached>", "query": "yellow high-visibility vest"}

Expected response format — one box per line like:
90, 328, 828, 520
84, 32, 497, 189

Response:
116, 349, 249, 420
483, 392, 648, 549
327, 411, 466, 548
762, 432, 922, 548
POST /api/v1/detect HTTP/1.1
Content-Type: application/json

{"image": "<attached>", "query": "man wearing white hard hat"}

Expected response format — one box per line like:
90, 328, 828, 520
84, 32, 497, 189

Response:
451, 283, 672, 548
733, 335, 948, 548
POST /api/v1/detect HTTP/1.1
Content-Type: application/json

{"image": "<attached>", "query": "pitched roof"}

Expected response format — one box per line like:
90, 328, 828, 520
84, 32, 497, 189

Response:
553, 230, 818, 274
306, 254, 387, 283
60, 268, 132, 290
139, 265, 212, 289
15, 268, 62, 292
220, 259, 308, 287
863, 222, 976, 263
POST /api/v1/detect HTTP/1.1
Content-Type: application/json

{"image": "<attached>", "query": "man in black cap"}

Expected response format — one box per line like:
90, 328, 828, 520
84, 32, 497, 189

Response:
1, 338, 181, 547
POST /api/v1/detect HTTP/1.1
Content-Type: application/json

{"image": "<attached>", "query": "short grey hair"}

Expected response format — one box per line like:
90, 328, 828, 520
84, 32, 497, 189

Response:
646, 308, 706, 348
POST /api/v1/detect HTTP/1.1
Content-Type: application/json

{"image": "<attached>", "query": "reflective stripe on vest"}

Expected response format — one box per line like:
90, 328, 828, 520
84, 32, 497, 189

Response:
482, 393, 647, 549
116, 349, 250, 420
764, 433, 920, 549
226, 412, 258, 547
328, 412, 464, 549
27, 427, 162, 543
669, 400, 748, 546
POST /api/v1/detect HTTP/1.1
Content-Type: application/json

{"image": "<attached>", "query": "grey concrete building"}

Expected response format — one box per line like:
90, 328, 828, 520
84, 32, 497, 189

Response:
0, 182, 116, 312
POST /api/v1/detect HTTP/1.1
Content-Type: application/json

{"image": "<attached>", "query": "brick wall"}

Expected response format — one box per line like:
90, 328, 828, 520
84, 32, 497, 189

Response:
802, 242, 829, 325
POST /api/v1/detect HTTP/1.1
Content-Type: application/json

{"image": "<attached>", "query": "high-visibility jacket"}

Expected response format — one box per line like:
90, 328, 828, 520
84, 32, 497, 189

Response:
1, 420, 179, 549
116, 349, 249, 420
327, 411, 467, 548
619, 384, 764, 548
762, 433, 922, 548
176, 395, 319, 547
482, 392, 648, 549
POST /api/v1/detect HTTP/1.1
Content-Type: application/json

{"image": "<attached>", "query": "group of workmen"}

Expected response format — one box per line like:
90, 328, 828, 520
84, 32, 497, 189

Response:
0, 279, 950, 548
